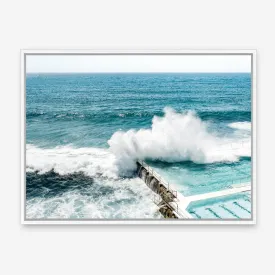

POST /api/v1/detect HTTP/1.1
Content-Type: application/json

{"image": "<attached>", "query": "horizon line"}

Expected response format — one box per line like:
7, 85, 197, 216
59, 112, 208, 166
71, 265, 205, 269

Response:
26, 71, 251, 74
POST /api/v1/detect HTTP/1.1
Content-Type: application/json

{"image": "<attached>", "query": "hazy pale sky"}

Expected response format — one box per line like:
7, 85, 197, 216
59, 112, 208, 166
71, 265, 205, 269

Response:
26, 54, 251, 73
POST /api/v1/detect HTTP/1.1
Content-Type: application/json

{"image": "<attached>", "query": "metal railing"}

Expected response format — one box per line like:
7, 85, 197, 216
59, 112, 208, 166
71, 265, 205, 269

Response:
138, 160, 178, 198
152, 194, 179, 215
153, 194, 162, 205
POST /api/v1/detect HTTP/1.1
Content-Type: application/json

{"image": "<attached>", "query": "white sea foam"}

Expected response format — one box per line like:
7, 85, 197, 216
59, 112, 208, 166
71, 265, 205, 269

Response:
26, 145, 162, 218
228, 122, 251, 131
108, 108, 251, 173
26, 176, 161, 219
26, 144, 119, 178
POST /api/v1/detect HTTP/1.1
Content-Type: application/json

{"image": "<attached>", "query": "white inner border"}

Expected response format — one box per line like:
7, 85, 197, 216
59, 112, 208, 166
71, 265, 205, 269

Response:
21, 49, 256, 225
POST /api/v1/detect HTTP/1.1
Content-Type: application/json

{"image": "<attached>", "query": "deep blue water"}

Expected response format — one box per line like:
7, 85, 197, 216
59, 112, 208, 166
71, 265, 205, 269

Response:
26, 73, 251, 219
26, 73, 251, 147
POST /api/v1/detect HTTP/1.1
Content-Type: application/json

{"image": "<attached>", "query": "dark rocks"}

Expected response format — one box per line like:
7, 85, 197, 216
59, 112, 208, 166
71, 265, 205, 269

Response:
136, 161, 178, 219
158, 184, 174, 202
159, 205, 178, 219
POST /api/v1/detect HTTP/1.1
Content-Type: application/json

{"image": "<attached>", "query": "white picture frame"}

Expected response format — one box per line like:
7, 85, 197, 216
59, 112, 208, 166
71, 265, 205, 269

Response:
21, 49, 256, 225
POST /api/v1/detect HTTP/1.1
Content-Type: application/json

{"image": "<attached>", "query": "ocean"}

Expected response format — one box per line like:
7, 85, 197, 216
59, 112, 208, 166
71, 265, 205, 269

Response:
26, 73, 251, 219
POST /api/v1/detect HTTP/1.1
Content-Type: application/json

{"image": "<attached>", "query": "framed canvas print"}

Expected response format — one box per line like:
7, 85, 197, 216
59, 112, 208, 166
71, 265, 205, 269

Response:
21, 50, 256, 224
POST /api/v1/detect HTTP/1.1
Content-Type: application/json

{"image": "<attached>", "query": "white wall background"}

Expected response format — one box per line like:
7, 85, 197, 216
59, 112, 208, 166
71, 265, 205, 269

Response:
0, 0, 273, 274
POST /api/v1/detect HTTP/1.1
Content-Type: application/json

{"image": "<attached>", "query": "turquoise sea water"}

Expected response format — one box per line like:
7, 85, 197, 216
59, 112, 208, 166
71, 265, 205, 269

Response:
26, 73, 251, 219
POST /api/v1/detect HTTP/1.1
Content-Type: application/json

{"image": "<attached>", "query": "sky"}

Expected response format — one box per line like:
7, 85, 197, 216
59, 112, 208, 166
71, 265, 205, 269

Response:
26, 54, 251, 73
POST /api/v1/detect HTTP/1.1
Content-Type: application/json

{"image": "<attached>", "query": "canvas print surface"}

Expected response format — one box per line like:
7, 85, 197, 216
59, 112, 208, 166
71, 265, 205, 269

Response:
24, 52, 254, 223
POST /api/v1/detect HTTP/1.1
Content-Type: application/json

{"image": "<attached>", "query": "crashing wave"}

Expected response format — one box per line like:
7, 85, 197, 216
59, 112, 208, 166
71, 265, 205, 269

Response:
108, 108, 251, 173
27, 108, 251, 177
